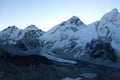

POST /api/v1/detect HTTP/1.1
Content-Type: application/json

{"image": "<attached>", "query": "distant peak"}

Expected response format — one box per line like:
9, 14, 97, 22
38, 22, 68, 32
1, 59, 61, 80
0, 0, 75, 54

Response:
26, 25, 37, 29
25, 25, 44, 33
110, 8, 119, 14
25, 25, 39, 30
111, 8, 119, 13
3, 26, 18, 31
8, 26, 18, 29
69, 16, 80, 20
106, 8, 119, 16
101, 8, 120, 21
66, 16, 84, 25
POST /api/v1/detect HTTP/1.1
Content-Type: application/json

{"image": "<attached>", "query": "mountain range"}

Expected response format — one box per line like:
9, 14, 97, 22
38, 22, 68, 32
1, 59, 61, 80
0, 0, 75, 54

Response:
0, 8, 120, 68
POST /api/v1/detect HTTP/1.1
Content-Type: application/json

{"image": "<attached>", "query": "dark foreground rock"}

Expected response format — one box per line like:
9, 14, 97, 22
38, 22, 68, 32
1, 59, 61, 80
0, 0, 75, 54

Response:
0, 47, 120, 80
0, 56, 120, 80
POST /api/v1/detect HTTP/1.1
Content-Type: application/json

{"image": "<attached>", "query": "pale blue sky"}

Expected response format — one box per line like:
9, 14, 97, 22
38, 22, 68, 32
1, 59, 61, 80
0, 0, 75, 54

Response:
0, 0, 120, 31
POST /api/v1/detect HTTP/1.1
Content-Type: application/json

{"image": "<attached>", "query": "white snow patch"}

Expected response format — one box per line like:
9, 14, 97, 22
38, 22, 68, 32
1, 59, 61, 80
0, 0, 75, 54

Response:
62, 77, 81, 80
80, 73, 97, 78
40, 53, 77, 64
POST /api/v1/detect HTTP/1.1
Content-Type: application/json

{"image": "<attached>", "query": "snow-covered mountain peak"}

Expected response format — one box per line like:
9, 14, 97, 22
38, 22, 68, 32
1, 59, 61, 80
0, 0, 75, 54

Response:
45, 16, 86, 36
66, 16, 84, 26
100, 8, 120, 23
0, 25, 44, 45
111, 8, 119, 14
25, 25, 40, 31
23, 25, 45, 39
68, 16, 80, 21
2, 26, 19, 32
10, 25, 18, 28
0, 26, 22, 44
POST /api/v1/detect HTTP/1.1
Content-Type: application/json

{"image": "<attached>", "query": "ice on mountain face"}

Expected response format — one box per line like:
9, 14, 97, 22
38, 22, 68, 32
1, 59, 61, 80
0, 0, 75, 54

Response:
11, 9, 120, 68
42, 16, 87, 51
62, 77, 81, 80
0, 25, 44, 45
0, 26, 22, 44
79, 8, 120, 67
77, 9, 120, 67
101, 8, 120, 22
41, 16, 101, 59
97, 8, 120, 38
47, 16, 86, 34
80, 73, 97, 79
111, 41, 120, 56
79, 22, 99, 44
40, 52, 77, 64
62, 16, 86, 30
24, 25, 44, 37
62, 73, 97, 80
93, 8, 120, 55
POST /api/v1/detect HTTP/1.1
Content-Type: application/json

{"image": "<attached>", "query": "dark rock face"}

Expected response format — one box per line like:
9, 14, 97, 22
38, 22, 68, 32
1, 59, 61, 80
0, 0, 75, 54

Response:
17, 30, 41, 51
6, 55, 53, 66
16, 55, 52, 66
0, 48, 53, 67
68, 16, 84, 26
17, 42, 28, 51
85, 39, 118, 62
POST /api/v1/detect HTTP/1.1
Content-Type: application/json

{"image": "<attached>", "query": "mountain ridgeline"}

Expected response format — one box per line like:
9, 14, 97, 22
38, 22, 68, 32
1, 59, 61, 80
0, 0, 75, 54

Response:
0, 8, 120, 68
